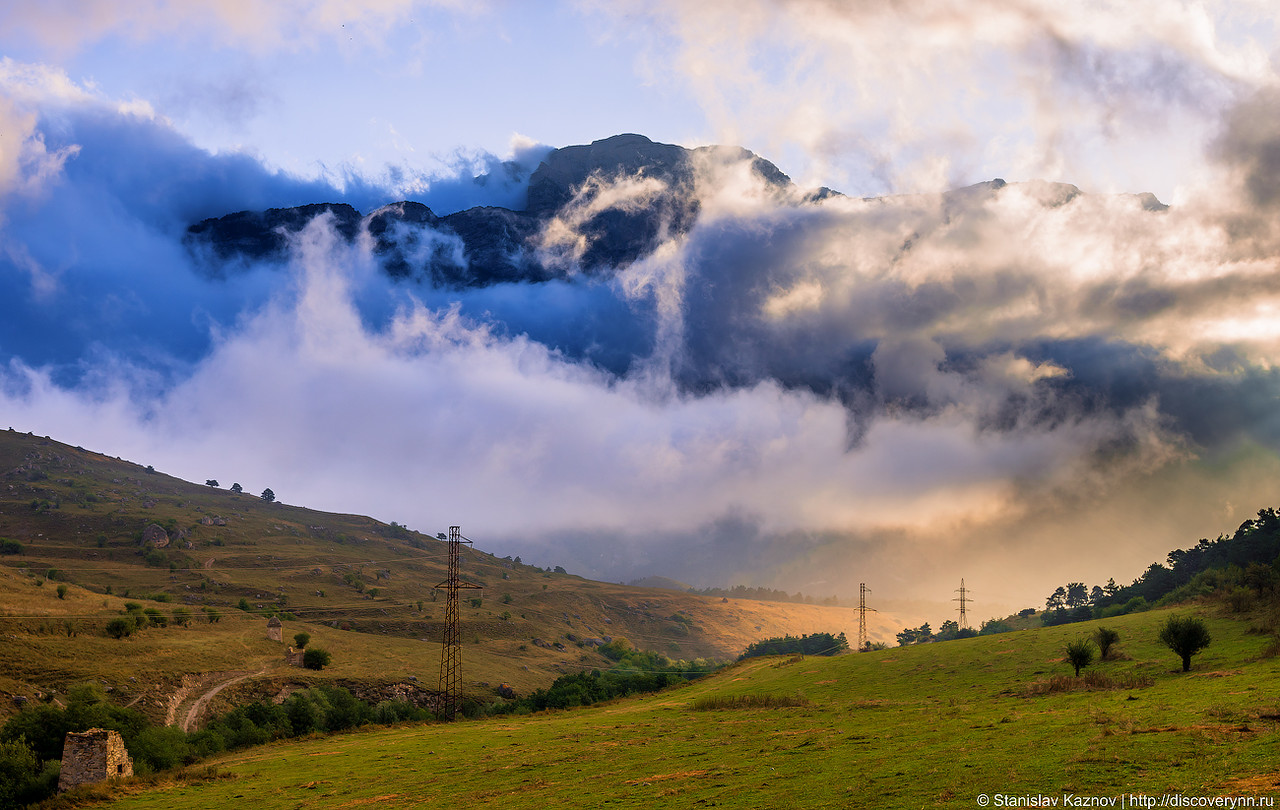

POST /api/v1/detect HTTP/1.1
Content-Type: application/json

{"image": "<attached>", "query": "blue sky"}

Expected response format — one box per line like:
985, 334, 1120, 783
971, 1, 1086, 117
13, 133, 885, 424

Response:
3, 1, 1280, 619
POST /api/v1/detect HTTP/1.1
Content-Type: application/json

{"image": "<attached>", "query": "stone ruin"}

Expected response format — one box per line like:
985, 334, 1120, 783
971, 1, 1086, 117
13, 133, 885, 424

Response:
58, 728, 133, 792
285, 646, 305, 666
266, 615, 282, 642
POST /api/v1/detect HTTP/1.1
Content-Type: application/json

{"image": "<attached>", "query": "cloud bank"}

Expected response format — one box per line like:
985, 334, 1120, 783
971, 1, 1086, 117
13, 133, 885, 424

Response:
3, 2, 1280, 613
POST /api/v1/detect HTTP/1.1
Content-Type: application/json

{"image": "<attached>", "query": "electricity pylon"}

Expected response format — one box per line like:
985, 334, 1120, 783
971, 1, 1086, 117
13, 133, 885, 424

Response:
436, 526, 481, 720
858, 583, 878, 651
953, 578, 972, 629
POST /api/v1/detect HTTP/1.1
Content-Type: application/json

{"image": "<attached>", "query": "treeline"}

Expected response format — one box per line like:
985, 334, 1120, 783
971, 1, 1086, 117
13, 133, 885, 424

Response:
688, 584, 841, 606
1037, 507, 1280, 630
740, 631, 850, 659
503, 638, 718, 713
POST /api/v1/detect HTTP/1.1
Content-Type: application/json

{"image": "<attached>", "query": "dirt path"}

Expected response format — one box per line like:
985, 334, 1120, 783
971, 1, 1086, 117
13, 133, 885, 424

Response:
177, 669, 266, 732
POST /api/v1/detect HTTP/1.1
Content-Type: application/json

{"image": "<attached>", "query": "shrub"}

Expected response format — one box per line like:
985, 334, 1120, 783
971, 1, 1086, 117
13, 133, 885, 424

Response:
0, 539, 22, 555
56, 584, 67, 600
172, 608, 192, 627
303, 647, 331, 670
106, 618, 134, 639
293, 632, 310, 649
1159, 615, 1212, 672
1095, 627, 1120, 660
0, 736, 45, 809
691, 693, 808, 711
1065, 639, 1095, 676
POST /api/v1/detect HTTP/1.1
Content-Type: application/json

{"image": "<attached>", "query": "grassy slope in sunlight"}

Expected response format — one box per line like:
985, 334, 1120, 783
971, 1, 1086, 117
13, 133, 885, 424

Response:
98, 605, 1280, 809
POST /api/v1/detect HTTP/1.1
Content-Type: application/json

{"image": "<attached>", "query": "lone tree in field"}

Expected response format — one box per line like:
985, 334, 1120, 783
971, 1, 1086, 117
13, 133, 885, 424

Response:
1065, 638, 1095, 676
260, 487, 275, 502
293, 631, 310, 649
1159, 615, 1211, 672
1095, 627, 1120, 660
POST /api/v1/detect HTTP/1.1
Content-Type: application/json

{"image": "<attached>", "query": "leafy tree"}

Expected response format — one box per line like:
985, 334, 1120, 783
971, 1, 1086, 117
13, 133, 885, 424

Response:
1089, 585, 1105, 605
1095, 627, 1120, 660
172, 608, 192, 627
203, 607, 222, 623
230, 483, 242, 494
303, 647, 331, 670
0, 736, 44, 809
260, 488, 275, 502
1065, 582, 1088, 608
0, 539, 22, 555
1046, 587, 1066, 611
293, 632, 310, 649
205, 479, 219, 487
105, 617, 134, 639
56, 584, 67, 600
1064, 639, 1095, 676
1158, 615, 1211, 672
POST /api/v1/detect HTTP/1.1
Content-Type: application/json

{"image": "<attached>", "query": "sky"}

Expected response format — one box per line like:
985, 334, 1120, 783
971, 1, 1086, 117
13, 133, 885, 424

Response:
2, 1, 1280, 619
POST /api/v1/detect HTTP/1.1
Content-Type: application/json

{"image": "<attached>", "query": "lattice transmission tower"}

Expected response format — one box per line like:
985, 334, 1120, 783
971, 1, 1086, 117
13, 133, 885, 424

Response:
953, 578, 973, 629
436, 526, 481, 720
858, 582, 878, 651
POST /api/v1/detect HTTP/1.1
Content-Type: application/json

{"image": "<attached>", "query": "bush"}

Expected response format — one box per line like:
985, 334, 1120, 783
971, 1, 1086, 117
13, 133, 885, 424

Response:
1095, 627, 1120, 660
303, 647, 331, 670
56, 584, 67, 600
105, 618, 134, 639
293, 632, 310, 649
0, 539, 22, 555
1065, 639, 1095, 676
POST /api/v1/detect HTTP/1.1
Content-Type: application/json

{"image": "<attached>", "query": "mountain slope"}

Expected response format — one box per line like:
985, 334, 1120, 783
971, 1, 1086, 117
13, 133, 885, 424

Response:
0, 428, 901, 722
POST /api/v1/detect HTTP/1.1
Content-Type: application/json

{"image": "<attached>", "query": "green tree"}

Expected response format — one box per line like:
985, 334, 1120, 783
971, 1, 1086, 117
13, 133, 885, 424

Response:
230, 483, 242, 494
205, 479, 219, 487
1065, 582, 1088, 608
260, 488, 275, 502
293, 632, 310, 649
1064, 639, 1095, 676
0, 736, 42, 809
1158, 615, 1211, 672
172, 608, 192, 627
1095, 627, 1120, 660
303, 647, 331, 670
55, 584, 67, 600
106, 618, 134, 639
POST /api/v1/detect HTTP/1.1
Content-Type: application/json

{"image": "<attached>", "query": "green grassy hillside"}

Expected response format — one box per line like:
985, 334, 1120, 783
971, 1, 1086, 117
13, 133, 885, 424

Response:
0, 429, 897, 722
90, 603, 1280, 809
90, 603, 1280, 808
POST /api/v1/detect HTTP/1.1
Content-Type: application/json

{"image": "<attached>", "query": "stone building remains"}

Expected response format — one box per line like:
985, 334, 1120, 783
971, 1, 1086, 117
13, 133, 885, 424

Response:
58, 728, 133, 792
266, 615, 282, 642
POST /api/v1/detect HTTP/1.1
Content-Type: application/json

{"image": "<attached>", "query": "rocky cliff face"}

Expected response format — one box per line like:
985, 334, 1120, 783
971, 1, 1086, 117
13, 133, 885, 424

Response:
184, 134, 805, 287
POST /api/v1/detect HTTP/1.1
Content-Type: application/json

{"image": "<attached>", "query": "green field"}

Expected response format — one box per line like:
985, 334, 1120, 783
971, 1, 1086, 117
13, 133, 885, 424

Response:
91, 605, 1279, 809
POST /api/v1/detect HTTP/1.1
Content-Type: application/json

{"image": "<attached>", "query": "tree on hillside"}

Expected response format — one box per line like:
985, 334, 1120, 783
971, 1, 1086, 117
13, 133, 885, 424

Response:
303, 647, 331, 670
205, 479, 219, 487
260, 488, 275, 502
230, 482, 242, 493
293, 632, 310, 649
1158, 615, 1211, 672
1065, 639, 1095, 677
1089, 585, 1105, 605
1046, 587, 1066, 611
1065, 582, 1088, 608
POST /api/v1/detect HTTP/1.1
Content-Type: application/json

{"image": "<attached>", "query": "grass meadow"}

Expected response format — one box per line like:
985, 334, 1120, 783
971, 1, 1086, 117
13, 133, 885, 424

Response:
85, 605, 1280, 810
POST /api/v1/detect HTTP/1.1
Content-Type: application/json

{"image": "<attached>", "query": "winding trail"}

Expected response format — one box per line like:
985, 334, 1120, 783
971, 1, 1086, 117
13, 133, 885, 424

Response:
178, 669, 266, 732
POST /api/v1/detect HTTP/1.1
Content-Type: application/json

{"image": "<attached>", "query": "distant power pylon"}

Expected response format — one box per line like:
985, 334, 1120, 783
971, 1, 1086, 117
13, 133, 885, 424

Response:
858, 583, 878, 651
436, 526, 481, 720
953, 578, 973, 629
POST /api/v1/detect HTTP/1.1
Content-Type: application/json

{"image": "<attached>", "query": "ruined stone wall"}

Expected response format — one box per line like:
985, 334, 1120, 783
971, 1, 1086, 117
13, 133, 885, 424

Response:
58, 728, 133, 792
